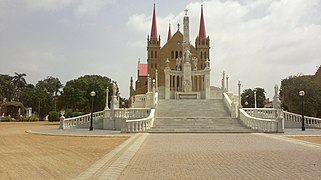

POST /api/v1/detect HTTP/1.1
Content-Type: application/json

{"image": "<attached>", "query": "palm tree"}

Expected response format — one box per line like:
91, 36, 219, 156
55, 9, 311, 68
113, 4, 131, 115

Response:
12, 72, 27, 101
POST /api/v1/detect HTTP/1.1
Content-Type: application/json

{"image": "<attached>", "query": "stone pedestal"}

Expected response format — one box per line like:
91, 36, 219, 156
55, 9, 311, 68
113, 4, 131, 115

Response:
183, 62, 192, 92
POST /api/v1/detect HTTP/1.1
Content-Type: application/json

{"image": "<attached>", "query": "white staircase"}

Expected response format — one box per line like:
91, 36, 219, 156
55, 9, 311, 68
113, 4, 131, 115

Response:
150, 99, 255, 133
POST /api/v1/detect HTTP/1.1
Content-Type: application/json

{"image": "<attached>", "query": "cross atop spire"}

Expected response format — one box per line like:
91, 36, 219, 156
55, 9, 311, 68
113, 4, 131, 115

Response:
184, 9, 188, 16
198, 4, 206, 39
150, 2, 158, 40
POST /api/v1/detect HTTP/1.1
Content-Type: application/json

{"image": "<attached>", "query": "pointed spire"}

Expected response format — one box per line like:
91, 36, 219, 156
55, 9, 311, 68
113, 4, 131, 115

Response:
198, 4, 206, 39
167, 23, 172, 41
150, 3, 158, 40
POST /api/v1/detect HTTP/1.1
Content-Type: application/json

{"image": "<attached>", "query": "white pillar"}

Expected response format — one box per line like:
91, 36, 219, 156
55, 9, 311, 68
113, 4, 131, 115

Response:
147, 74, 150, 93
152, 80, 156, 108
226, 75, 229, 92
165, 68, 170, 99
104, 87, 109, 110
155, 69, 158, 92
237, 80, 242, 118
254, 91, 257, 108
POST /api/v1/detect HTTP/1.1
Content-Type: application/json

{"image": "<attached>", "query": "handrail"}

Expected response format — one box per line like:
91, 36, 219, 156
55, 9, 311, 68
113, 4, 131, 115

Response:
283, 111, 321, 128
61, 111, 104, 129
122, 109, 156, 133
223, 92, 236, 117
239, 109, 279, 132
242, 108, 277, 119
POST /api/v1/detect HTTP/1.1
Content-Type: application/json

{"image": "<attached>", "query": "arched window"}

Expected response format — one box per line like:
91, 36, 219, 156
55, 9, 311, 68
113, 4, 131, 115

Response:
151, 51, 153, 58
171, 51, 174, 59
200, 52, 203, 59
175, 51, 178, 59
155, 51, 157, 58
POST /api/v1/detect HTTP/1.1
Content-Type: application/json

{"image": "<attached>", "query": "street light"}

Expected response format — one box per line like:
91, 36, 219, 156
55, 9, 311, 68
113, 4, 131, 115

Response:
89, 91, 96, 131
299, 90, 305, 131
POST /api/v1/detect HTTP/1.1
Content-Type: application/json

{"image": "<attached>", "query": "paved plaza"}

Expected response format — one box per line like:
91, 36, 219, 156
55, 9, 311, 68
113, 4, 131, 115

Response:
118, 133, 321, 179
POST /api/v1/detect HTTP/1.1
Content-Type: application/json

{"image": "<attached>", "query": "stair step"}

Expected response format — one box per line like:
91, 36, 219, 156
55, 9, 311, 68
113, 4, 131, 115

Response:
151, 99, 255, 133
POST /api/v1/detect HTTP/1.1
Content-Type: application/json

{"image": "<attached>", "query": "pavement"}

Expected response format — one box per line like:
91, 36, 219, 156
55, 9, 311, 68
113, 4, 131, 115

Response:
27, 128, 321, 179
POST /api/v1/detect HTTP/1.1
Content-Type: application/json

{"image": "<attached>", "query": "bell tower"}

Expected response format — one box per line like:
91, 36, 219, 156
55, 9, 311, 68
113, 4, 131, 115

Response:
195, 4, 210, 70
147, 3, 161, 81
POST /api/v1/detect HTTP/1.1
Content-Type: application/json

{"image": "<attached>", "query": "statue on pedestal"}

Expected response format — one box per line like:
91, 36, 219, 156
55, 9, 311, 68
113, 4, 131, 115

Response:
192, 57, 198, 70
183, 48, 191, 64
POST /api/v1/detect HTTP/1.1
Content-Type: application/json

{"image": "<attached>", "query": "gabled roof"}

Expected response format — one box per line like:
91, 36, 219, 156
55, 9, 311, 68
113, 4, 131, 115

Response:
139, 64, 148, 77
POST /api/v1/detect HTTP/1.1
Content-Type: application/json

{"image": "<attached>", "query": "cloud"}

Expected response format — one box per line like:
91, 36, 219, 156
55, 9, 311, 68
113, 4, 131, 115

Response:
73, 0, 116, 18
24, 0, 75, 12
126, 0, 321, 97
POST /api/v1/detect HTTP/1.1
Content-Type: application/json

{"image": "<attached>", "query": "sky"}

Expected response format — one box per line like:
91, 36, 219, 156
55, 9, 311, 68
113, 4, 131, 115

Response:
0, 0, 320, 99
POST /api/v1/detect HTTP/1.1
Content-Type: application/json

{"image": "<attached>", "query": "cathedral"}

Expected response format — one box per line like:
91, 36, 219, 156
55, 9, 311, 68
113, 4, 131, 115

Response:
129, 3, 220, 103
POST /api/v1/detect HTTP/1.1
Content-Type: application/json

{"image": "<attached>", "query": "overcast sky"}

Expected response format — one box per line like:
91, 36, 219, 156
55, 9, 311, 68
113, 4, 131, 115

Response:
0, 0, 320, 99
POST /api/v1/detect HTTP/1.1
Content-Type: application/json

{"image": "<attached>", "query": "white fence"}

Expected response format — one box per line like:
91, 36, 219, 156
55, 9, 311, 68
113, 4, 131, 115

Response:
60, 92, 158, 133
283, 111, 321, 128
60, 111, 104, 129
243, 108, 277, 119
223, 92, 237, 117
239, 109, 281, 133
121, 109, 155, 133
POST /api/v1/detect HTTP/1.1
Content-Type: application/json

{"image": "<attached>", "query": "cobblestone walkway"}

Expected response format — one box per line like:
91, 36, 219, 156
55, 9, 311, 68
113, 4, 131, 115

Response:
119, 133, 321, 179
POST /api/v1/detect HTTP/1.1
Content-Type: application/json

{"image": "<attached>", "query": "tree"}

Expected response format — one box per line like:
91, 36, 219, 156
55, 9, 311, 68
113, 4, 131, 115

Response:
280, 75, 321, 117
241, 88, 266, 108
12, 72, 27, 100
60, 75, 114, 113
36, 76, 63, 96
20, 84, 54, 119
0, 74, 15, 102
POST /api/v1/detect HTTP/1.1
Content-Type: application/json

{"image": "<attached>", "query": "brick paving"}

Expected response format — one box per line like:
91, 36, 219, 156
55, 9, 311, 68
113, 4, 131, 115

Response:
119, 133, 321, 179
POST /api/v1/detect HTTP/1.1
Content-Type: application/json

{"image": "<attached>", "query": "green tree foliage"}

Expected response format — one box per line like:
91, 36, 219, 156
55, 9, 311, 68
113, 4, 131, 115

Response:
241, 88, 266, 108
0, 74, 15, 101
280, 75, 321, 117
12, 72, 27, 100
60, 75, 113, 113
20, 84, 54, 119
36, 76, 63, 95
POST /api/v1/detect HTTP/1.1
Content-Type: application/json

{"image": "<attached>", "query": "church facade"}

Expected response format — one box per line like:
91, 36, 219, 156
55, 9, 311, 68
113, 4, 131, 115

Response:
130, 3, 222, 103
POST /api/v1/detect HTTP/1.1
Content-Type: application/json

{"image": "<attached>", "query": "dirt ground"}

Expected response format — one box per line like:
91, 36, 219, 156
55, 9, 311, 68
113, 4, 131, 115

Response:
289, 136, 321, 145
0, 122, 128, 180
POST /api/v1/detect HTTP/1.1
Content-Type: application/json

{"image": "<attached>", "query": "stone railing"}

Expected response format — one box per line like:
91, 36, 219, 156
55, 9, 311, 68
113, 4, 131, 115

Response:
242, 108, 277, 119
113, 108, 151, 119
223, 92, 237, 117
239, 109, 281, 133
121, 109, 156, 133
59, 111, 104, 129
283, 111, 321, 128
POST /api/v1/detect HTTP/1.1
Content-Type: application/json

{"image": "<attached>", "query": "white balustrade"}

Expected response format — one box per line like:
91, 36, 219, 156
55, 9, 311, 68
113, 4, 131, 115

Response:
239, 109, 279, 132
242, 108, 277, 119
62, 111, 104, 129
223, 92, 237, 117
122, 109, 155, 133
283, 111, 321, 128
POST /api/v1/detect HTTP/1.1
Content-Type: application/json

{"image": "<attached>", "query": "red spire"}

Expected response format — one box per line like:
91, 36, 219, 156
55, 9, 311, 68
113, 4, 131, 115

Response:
150, 3, 158, 40
198, 4, 206, 39
167, 23, 172, 41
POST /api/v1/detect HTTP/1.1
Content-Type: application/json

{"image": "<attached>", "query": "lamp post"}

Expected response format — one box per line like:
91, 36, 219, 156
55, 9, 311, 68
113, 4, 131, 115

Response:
89, 91, 96, 131
299, 90, 305, 131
